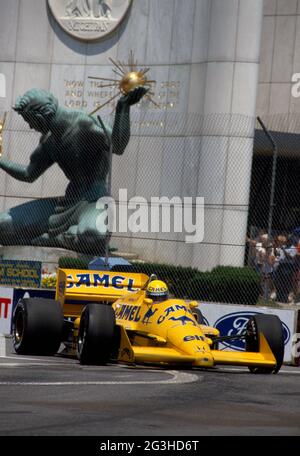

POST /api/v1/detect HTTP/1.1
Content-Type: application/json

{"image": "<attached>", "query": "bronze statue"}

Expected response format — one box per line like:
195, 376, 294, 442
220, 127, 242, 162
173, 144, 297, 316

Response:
0, 86, 147, 254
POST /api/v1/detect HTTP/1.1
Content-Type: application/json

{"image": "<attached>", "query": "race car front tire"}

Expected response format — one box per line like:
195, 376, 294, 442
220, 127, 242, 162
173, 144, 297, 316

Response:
245, 313, 284, 374
12, 298, 63, 355
77, 303, 115, 365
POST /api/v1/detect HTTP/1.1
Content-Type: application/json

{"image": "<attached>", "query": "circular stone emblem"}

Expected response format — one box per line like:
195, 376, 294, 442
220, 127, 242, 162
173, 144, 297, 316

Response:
48, 0, 132, 42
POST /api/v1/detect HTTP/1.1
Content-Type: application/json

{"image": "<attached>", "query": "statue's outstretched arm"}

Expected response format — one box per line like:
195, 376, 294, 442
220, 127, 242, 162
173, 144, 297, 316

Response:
0, 142, 54, 183
111, 87, 148, 155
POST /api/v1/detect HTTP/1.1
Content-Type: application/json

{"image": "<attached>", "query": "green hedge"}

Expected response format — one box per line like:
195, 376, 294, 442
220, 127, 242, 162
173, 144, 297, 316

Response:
58, 257, 91, 270
189, 266, 260, 305
111, 262, 199, 299
58, 257, 260, 305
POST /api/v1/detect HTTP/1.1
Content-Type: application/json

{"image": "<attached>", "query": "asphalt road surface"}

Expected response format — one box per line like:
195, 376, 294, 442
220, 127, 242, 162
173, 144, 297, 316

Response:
0, 353, 299, 437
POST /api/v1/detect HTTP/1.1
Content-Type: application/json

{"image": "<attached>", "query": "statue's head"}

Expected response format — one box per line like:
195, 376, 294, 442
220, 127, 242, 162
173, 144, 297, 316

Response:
13, 89, 58, 134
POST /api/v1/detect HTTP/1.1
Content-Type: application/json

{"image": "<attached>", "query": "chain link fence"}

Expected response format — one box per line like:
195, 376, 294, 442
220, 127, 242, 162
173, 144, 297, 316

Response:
1, 104, 300, 305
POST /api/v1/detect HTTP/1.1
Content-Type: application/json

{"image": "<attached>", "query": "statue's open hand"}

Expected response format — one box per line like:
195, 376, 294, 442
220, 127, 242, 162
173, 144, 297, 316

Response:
121, 87, 149, 106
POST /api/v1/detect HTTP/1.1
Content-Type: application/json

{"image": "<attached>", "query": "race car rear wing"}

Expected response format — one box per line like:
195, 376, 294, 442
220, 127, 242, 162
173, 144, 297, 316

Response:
56, 269, 149, 315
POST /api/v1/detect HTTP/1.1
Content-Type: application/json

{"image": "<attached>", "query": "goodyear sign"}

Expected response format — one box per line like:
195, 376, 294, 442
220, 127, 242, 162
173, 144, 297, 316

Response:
0, 260, 41, 288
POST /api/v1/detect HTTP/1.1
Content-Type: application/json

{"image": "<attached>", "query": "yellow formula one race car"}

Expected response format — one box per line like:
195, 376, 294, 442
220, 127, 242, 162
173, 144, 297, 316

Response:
12, 269, 284, 374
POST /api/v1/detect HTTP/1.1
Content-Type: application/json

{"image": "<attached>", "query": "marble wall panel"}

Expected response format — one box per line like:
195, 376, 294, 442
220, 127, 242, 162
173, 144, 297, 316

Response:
258, 16, 276, 83
204, 62, 234, 115
49, 64, 85, 109
232, 63, 260, 116
159, 137, 185, 198
263, 0, 277, 15
0, 197, 5, 212
0, 0, 19, 62
111, 136, 140, 200
83, 64, 118, 119
269, 83, 291, 114
145, 0, 174, 65
86, 32, 119, 66
208, 0, 239, 62
128, 237, 157, 262
175, 240, 194, 268
188, 63, 207, 116
12, 62, 51, 131
191, 0, 210, 64
138, 65, 170, 137
181, 137, 201, 198
236, 0, 263, 63
191, 243, 220, 271
110, 234, 133, 256
134, 136, 164, 199
170, 0, 195, 64
16, 0, 54, 63
277, 0, 298, 15
288, 87, 300, 114
197, 136, 228, 205
191, 208, 224, 271
117, 0, 149, 64
292, 15, 300, 73
0, 63, 15, 113
13, 63, 51, 98
271, 15, 296, 83
51, 20, 86, 65
256, 83, 270, 116
165, 64, 191, 136
223, 137, 254, 206
219, 208, 249, 266
154, 239, 178, 265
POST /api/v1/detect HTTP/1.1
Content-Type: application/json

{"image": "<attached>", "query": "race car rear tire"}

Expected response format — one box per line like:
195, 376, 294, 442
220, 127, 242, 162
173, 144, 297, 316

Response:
12, 298, 63, 355
245, 314, 284, 374
78, 303, 115, 365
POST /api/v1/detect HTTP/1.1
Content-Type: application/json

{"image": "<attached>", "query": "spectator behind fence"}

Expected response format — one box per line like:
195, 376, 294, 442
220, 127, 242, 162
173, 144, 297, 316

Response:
246, 231, 269, 273
246, 233, 275, 300
273, 235, 297, 303
259, 236, 275, 300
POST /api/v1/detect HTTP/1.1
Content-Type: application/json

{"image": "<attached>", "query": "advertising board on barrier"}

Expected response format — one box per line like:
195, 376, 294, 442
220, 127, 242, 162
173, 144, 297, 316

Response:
0, 287, 14, 335
0, 260, 42, 288
199, 302, 298, 364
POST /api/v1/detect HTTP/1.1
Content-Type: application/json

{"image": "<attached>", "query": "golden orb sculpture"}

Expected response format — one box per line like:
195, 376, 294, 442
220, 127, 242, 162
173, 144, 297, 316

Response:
88, 51, 157, 115
119, 71, 147, 95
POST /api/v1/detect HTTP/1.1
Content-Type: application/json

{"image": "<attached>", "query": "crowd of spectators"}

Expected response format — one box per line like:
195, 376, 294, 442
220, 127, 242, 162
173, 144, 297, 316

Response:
247, 229, 300, 304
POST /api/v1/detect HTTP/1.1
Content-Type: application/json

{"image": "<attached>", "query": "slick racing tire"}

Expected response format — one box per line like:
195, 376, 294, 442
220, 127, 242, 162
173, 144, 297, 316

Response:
12, 298, 63, 355
78, 303, 115, 365
245, 313, 284, 374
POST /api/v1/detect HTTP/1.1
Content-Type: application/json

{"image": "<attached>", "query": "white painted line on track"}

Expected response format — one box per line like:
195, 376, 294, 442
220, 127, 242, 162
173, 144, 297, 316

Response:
215, 367, 300, 374
0, 355, 68, 362
279, 370, 300, 375
0, 363, 73, 367
0, 370, 200, 386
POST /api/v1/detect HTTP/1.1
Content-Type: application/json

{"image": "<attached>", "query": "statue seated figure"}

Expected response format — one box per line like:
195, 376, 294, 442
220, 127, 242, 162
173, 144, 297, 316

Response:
0, 86, 147, 255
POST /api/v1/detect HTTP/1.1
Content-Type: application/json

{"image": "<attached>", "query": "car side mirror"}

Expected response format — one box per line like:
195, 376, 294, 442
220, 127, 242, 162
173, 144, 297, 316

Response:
144, 298, 153, 305
189, 301, 198, 308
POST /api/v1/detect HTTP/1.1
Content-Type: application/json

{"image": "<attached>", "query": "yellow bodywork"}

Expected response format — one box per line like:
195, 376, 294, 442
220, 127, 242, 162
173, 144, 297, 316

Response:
56, 268, 277, 370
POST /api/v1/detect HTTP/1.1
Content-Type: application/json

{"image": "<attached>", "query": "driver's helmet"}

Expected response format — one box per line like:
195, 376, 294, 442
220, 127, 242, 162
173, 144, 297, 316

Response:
146, 280, 169, 303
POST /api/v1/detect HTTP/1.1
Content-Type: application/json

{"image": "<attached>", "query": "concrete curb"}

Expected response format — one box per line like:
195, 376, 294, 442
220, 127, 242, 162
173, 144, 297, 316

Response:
0, 334, 13, 357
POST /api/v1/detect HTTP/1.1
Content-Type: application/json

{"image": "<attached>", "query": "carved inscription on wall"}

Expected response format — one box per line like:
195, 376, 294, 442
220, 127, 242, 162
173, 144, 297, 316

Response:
63, 78, 182, 111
